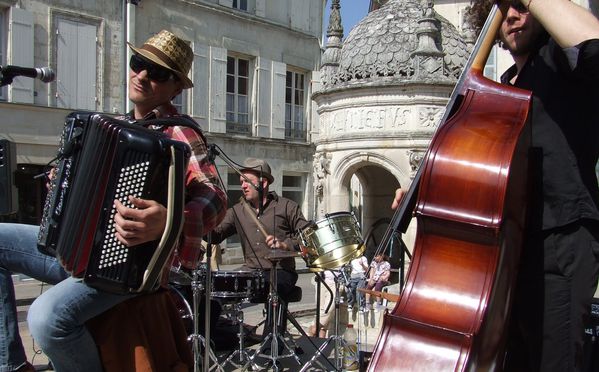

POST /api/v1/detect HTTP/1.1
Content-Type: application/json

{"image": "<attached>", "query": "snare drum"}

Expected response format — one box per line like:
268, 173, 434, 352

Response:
299, 211, 364, 271
211, 270, 265, 301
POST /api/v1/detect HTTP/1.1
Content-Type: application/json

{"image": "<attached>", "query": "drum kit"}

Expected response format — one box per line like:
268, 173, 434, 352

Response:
168, 246, 268, 372
168, 211, 366, 371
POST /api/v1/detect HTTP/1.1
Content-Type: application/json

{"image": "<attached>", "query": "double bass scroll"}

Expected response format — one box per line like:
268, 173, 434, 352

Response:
368, 4, 532, 371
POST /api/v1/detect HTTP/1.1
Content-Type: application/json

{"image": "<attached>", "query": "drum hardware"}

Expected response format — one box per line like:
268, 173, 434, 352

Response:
217, 270, 265, 369
299, 266, 353, 372
243, 250, 302, 371
299, 211, 365, 272
186, 267, 223, 372
220, 301, 254, 369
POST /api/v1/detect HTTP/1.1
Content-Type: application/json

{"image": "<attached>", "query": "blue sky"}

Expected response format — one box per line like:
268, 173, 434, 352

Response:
323, 0, 370, 40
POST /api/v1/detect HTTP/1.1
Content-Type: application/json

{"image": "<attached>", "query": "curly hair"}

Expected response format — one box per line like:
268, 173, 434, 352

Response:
464, 0, 495, 34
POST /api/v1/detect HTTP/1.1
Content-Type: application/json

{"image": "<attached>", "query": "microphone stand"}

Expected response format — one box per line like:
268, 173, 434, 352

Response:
202, 233, 213, 372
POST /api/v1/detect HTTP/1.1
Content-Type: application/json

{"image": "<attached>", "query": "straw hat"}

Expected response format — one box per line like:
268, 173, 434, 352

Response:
128, 30, 194, 89
241, 158, 275, 184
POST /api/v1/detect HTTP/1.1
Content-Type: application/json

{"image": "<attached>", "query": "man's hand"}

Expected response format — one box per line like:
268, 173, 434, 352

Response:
266, 235, 289, 251
114, 196, 167, 247
391, 188, 406, 210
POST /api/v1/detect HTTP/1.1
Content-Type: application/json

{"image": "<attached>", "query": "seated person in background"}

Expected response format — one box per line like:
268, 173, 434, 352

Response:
346, 255, 368, 310
364, 254, 391, 311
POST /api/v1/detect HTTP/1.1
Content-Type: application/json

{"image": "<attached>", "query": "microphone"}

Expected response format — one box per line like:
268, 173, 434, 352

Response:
1, 65, 56, 83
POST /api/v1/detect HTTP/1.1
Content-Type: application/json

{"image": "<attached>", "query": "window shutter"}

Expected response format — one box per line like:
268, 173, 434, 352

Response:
209, 46, 227, 133
56, 19, 96, 110
310, 70, 321, 139
76, 23, 97, 110
192, 43, 209, 125
271, 61, 286, 139
255, 57, 271, 138
255, 0, 266, 17
218, 0, 233, 7
8, 7, 34, 104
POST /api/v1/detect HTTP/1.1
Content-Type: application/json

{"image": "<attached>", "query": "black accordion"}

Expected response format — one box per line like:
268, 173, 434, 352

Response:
38, 112, 191, 294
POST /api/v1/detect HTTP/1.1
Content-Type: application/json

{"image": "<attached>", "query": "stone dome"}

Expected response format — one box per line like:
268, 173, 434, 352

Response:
324, 0, 470, 88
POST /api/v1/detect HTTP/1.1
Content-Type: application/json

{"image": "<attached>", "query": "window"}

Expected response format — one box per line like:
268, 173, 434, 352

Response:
0, 164, 46, 224
171, 90, 188, 114
285, 70, 306, 141
282, 173, 305, 210
54, 16, 99, 110
484, 46, 498, 81
233, 0, 248, 11
226, 56, 250, 134
0, 10, 5, 100
225, 172, 243, 244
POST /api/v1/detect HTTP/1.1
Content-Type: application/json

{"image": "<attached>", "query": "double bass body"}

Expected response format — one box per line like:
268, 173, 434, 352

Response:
367, 6, 533, 371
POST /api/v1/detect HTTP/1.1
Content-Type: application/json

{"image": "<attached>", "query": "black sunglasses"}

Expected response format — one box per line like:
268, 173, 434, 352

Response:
509, 1, 529, 13
129, 54, 177, 83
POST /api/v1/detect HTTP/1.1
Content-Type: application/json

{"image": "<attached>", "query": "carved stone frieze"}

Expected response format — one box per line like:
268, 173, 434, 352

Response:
418, 106, 444, 128
319, 106, 411, 136
407, 149, 426, 178
313, 152, 332, 201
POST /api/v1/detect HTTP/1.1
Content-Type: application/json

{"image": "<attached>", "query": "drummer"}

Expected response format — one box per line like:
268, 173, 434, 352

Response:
210, 158, 312, 340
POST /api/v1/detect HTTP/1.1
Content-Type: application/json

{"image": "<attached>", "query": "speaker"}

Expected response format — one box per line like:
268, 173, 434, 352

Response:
0, 139, 17, 215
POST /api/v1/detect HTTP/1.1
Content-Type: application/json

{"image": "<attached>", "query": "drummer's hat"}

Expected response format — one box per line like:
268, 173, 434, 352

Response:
241, 158, 275, 184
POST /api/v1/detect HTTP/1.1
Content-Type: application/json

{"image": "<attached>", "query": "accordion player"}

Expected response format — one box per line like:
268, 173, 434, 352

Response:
38, 111, 192, 294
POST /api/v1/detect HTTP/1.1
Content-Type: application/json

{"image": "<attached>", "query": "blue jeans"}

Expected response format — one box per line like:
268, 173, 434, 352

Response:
0, 223, 135, 372
0, 223, 67, 372
346, 276, 365, 307
28, 277, 135, 372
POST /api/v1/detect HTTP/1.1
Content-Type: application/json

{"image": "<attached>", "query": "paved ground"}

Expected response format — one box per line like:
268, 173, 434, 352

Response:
13, 259, 392, 371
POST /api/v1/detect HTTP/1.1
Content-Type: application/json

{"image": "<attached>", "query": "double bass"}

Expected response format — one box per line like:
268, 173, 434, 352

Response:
368, 5, 532, 371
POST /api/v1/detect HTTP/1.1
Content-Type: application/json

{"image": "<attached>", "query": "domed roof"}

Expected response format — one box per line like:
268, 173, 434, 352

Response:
324, 0, 470, 88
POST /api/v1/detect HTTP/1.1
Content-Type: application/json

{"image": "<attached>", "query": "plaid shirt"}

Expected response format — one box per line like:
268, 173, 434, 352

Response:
125, 103, 227, 257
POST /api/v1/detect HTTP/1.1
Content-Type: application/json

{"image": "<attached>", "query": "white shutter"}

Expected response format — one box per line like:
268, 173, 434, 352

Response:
255, 57, 271, 138
310, 71, 321, 139
255, 0, 266, 17
8, 7, 34, 104
192, 44, 209, 125
76, 23, 97, 110
56, 19, 96, 110
271, 61, 286, 139
56, 19, 77, 108
209, 46, 227, 133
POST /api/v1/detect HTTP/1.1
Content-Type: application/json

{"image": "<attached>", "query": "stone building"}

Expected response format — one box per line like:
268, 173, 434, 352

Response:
0, 0, 323, 263
312, 0, 470, 265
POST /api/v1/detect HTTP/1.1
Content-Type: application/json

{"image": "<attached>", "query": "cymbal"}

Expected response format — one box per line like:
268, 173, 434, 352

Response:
264, 249, 300, 261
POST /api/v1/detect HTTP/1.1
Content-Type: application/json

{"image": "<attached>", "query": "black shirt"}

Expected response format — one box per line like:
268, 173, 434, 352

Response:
501, 38, 599, 230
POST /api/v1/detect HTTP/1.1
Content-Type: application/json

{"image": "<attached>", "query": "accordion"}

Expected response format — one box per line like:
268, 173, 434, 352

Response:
38, 112, 191, 294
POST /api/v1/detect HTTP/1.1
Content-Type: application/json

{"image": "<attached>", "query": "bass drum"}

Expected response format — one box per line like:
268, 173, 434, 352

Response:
168, 285, 194, 336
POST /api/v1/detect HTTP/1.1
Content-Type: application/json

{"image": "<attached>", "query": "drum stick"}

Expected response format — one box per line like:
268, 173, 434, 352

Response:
239, 197, 269, 239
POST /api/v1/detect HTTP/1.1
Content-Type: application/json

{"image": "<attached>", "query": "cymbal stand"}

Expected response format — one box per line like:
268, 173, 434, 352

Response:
188, 263, 222, 372
299, 267, 352, 372
243, 257, 301, 371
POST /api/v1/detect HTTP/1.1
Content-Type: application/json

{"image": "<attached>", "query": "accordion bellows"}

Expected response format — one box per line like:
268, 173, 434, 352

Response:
38, 112, 191, 294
